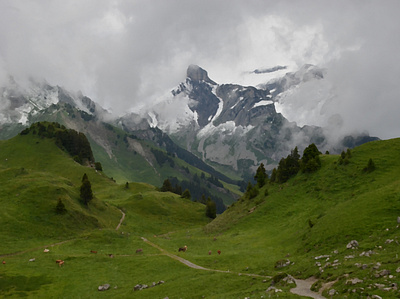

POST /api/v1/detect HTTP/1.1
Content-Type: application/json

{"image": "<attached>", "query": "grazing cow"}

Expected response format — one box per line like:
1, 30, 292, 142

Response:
135, 248, 143, 253
178, 245, 187, 252
44, 249, 50, 253
90, 250, 97, 254
108, 254, 114, 258
29, 258, 35, 262
2, 260, 5, 264
55, 260, 64, 267
208, 250, 212, 255
218, 250, 221, 255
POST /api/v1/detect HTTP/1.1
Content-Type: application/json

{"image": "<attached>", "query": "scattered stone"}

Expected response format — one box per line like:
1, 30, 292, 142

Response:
385, 239, 394, 244
373, 262, 381, 270
134, 284, 148, 291
275, 259, 291, 268
346, 278, 363, 285
328, 289, 337, 296
376, 269, 390, 278
98, 284, 110, 291
371, 295, 382, 299
282, 275, 295, 284
360, 250, 376, 257
266, 286, 282, 293
133, 281, 165, 291
333, 250, 338, 254
397, 216, 400, 224
345, 255, 355, 259
314, 255, 330, 260
347, 240, 359, 249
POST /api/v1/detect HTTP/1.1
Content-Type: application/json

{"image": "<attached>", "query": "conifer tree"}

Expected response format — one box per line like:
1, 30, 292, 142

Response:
181, 189, 191, 199
254, 163, 267, 187
160, 179, 173, 192
55, 198, 67, 214
80, 173, 93, 205
205, 197, 217, 219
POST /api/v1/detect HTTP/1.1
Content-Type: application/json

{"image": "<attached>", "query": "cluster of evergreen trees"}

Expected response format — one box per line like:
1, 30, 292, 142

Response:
270, 143, 321, 184
20, 122, 95, 165
244, 143, 323, 199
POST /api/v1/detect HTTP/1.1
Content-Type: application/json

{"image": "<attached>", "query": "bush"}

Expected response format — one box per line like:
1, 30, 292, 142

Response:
363, 158, 376, 173
55, 198, 67, 214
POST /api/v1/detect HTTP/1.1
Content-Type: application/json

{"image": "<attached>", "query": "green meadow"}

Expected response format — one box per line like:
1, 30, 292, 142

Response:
1, 129, 400, 298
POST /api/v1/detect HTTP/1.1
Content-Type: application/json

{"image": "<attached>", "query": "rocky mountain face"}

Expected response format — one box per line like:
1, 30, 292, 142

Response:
140, 64, 374, 180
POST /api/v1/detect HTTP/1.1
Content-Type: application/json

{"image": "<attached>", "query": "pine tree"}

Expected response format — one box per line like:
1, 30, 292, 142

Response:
205, 198, 217, 219
55, 198, 67, 214
80, 173, 93, 205
254, 163, 267, 188
363, 158, 376, 173
160, 179, 173, 192
181, 189, 191, 199
301, 143, 321, 173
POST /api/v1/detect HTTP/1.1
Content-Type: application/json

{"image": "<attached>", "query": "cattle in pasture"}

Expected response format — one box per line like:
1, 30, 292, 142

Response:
29, 258, 35, 262
208, 250, 212, 255
56, 260, 64, 267
218, 250, 221, 255
90, 250, 97, 254
178, 245, 187, 252
136, 248, 143, 253
2, 260, 5, 264
108, 254, 114, 258
43, 249, 50, 253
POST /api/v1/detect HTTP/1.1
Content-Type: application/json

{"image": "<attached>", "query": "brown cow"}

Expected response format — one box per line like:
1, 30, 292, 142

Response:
136, 248, 143, 253
90, 250, 97, 254
56, 260, 64, 267
2, 260, 5, 264
178, 245, 187, 252
208, 250, 212, 255
218, 250, 221, 255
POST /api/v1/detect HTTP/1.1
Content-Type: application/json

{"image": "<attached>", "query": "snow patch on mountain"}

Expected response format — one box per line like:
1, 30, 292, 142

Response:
253, 100, 274, 108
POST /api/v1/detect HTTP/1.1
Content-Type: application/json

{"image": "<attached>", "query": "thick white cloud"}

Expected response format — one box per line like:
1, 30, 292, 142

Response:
1, 0, 399, 139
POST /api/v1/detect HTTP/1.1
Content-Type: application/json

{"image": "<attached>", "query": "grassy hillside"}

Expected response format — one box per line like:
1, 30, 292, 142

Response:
2, 131, 400, 298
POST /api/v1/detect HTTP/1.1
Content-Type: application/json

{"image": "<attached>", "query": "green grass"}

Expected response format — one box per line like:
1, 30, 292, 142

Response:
2, 134, 400, 298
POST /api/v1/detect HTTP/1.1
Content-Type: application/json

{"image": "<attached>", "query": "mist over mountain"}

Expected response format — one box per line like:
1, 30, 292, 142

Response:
0, 63, 379, 184
134, 64, 377, 179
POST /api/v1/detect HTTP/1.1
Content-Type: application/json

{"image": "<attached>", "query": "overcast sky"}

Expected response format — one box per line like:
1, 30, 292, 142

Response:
1, 0, 399, 139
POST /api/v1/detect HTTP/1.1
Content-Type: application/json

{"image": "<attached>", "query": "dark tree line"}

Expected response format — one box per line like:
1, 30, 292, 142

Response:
20, 122, 95, 166
160, 176, 226, 214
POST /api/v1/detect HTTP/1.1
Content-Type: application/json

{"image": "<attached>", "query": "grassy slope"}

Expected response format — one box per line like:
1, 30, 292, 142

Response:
0, 132, 213, 298
2, 136, 400, 298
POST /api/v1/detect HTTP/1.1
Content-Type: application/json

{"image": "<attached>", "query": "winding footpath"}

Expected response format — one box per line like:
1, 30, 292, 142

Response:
115, 209, 125, 231
141, 237, 326, 298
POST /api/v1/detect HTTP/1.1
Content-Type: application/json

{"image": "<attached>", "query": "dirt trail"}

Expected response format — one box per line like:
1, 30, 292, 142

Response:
142, 237, 326, 298
290, 278, 326, 299
141, 237, 269, 278
115, 209, 125, 231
